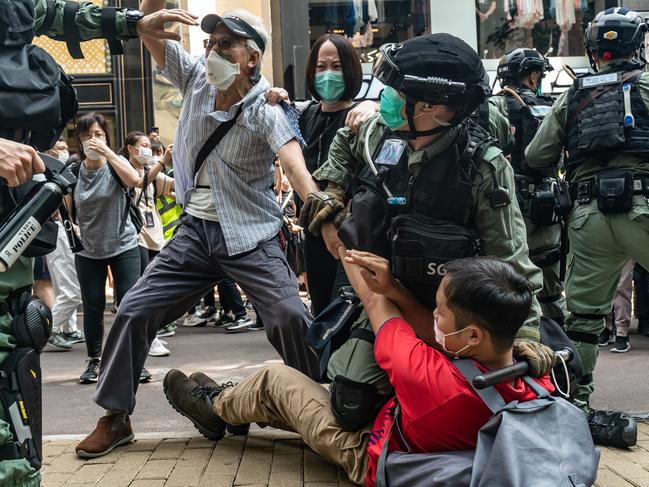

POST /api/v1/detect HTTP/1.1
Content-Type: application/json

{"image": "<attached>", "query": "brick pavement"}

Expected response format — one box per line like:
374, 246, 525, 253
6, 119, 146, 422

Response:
43, 423, 649, 486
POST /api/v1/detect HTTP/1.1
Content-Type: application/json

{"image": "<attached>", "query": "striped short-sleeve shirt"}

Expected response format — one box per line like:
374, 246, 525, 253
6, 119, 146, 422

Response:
159, 41, 301, 256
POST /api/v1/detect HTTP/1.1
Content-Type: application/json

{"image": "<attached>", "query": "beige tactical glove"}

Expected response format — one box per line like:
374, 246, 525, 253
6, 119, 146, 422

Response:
299, 186, 346, 237
513, 339, 556, 378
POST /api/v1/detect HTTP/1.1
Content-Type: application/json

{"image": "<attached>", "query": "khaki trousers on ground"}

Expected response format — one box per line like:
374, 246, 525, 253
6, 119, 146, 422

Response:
213, 364, 370, 485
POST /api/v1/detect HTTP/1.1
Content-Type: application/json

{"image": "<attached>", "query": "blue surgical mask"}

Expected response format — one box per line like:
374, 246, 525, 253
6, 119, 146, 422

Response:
314, 70, 345, 103
379, 87, 407, 130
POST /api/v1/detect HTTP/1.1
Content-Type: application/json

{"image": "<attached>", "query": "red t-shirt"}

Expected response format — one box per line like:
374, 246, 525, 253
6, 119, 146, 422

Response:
365, 317, 555, 487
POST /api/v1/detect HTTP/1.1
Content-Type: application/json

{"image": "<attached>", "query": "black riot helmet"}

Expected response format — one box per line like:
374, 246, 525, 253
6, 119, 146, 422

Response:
496, 48, 553, 87
585, 7, 649, 71
373, 33, 490, 138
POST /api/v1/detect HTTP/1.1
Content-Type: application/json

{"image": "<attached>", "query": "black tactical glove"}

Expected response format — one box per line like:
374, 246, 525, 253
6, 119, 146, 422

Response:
513, 339, 556, 378
299, 189, 345, 237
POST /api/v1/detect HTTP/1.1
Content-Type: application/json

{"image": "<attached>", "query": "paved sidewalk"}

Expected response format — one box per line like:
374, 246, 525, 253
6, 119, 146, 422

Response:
43, 423, 649, 486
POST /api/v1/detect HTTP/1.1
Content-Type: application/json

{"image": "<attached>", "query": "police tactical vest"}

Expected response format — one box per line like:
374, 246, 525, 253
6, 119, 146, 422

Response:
500, 89, 553, 178
356, 122, 491, 228
566, 68, 649, 172
339, 121, 491, 307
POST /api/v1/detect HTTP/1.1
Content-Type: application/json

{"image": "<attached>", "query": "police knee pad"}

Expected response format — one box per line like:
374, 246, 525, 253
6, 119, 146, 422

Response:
0, 347, 43, 469
330, 375, 380, 431
12, 294, 51, 353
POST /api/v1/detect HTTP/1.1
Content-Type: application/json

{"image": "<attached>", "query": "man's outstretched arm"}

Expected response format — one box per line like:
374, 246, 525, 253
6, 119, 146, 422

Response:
32, 0, 197, 65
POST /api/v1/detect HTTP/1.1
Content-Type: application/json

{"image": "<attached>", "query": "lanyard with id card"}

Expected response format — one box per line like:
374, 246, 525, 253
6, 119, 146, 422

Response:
375, 138, 407, 166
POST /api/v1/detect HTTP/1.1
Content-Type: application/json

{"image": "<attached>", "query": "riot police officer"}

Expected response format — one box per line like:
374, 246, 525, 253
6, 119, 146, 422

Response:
300, 33, 554, 431
0, 1, 197, 484
526, 7, 649, 448
490, 48, 567, 326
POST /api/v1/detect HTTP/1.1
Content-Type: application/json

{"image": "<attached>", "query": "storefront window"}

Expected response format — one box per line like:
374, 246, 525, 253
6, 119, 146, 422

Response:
475, 0, 595, 60
307, 1, 431, 64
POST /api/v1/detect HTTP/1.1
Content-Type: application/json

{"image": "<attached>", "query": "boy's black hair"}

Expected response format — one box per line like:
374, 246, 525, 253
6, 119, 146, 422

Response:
443, 257, 533, 352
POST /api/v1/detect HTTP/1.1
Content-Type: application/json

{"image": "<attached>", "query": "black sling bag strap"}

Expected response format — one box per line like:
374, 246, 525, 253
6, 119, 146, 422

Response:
41, 0, 57, 34
194, 105, 243, 179
100, 7, 124, 56
63, 1, 83, 59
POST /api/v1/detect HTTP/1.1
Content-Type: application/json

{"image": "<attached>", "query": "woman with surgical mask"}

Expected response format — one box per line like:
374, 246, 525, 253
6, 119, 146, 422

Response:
265, 34, 367, 316
68, 114, 163, 385
118, 132, 174, 274
119, 132, 176, 356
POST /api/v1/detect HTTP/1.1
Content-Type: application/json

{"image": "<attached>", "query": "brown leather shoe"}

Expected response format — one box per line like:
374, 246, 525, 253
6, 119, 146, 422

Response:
189, 372, 250, 436
75, 414, 134, 458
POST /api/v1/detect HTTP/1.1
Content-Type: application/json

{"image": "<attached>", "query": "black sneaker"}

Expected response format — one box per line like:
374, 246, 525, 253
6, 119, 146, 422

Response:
247, 322, 264, 331
140, 367, 152, 383
610, 336, 630, 353
598, 328, 615, 347
163, 369, 230, 441
212, 311, 235, 327
224, 317, 254, 333
80, 359, 100, 384
587, 410, 637, 448
189, 372, 250, 436
61, 330, 85, 344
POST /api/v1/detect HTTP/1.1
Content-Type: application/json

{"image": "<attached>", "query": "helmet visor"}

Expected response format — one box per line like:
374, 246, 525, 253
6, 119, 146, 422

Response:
373, 43, 403, 89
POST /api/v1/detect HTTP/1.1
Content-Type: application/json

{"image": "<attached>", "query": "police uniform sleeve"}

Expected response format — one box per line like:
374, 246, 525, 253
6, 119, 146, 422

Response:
475, 150, 544, 340
33, 0, 130, 40
487, 98, 513, 150
524, 90, 569, 170
312, 125, 364, 190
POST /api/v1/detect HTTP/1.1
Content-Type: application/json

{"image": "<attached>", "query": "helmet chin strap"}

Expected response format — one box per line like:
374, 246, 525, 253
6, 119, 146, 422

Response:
401, 97, 453, 139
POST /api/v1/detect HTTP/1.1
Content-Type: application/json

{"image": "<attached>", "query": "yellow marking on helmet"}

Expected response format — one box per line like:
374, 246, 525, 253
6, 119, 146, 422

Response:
603, 31, 618, 40
30, 369, 37, 379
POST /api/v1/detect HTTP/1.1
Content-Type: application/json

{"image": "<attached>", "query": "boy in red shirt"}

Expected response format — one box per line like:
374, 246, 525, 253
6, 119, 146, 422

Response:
163, 253, 554, 486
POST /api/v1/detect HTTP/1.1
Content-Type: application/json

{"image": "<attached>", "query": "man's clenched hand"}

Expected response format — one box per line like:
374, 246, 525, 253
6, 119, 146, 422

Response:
0, 139, 45, 187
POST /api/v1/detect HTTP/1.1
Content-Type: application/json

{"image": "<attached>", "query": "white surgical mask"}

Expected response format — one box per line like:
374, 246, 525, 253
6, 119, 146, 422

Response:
434, 318, 471, 357
206, 50, 240, 89
82, 140, 102, 161
136, 146, 152, 165
57, 150, 70, 163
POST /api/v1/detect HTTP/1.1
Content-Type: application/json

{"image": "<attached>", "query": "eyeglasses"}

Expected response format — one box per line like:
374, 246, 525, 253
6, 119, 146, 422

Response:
203, 37, 249, 51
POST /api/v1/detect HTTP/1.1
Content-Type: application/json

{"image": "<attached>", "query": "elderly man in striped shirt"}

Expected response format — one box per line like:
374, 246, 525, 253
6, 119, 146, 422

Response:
76, 3, 328, 458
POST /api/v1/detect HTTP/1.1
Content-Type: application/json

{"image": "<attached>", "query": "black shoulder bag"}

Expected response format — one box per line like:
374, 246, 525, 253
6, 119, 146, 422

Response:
193, 105, 243, 179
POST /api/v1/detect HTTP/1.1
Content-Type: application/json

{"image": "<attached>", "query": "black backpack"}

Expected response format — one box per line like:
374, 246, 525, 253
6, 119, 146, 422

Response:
0, 0, 78, 151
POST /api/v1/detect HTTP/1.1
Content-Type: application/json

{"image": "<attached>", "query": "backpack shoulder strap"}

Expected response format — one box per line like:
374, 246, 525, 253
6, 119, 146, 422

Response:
522, 376, 551, 398
105, 162, 132, 233
63, 1, 83, 59
452, 359, 507, 414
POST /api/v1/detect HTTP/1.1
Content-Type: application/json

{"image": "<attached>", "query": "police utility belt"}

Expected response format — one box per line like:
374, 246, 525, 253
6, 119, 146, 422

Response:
571, 170, 649, 214
515, 175, 562, 226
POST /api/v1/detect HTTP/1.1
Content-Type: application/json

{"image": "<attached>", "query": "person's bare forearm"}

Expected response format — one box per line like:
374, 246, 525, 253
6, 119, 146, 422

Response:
384, 281, 436, 345
140, 0, 165, 15
277, 141, 320, 201
339, 247, 400, 334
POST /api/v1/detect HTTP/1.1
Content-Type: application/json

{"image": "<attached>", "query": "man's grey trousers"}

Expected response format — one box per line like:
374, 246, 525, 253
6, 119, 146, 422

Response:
95, 214, 320, 414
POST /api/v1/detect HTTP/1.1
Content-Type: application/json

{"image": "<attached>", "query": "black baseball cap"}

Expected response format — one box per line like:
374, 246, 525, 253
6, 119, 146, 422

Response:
201, 14, 266, 54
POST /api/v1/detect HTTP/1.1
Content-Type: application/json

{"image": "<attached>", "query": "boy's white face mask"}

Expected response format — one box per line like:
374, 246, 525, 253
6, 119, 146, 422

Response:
434, 318, 471, 357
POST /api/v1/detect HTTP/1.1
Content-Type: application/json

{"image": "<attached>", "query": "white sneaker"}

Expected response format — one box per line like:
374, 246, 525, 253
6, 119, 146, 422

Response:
148, 337, 170, 357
